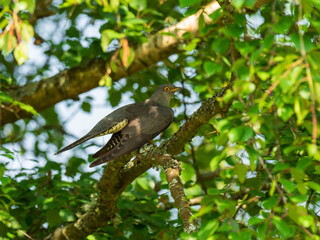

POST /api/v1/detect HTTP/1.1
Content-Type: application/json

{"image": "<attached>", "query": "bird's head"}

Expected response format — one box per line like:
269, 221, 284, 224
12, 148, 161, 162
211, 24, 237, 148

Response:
148, 84, 180, 106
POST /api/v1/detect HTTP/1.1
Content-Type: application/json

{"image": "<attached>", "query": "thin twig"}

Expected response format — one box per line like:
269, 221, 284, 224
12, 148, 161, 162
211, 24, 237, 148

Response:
18, 230, 34, 240
253, 142, 287, 205
298, 224, 314, 239
306, 189, 314, 210
298, 4, 317, 145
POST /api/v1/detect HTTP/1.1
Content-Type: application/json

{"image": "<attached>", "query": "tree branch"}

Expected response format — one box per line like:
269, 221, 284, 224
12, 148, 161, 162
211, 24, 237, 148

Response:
163, 156, 198, 233
2, 1, 222, 126
46, 83, 232, 240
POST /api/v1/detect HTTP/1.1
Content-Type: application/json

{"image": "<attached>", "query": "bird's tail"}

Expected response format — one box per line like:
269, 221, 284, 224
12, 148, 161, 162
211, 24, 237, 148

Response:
89, 142, 124, 167
55, 135, 92, 155
89, 155, 112, 168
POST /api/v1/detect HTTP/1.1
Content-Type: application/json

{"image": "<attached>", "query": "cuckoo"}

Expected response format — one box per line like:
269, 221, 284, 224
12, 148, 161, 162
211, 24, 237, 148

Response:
55, 84, 179, 167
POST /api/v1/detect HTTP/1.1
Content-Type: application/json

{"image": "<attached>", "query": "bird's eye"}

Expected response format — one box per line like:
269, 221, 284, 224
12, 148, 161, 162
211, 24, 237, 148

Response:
164, 87, 170, 91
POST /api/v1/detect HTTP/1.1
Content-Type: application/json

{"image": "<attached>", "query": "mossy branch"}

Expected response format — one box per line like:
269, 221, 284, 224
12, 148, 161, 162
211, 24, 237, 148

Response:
46, 83, 232, 240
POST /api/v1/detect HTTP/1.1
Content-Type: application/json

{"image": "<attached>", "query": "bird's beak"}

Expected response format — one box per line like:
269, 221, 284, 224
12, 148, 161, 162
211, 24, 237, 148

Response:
170, 87, 181, 92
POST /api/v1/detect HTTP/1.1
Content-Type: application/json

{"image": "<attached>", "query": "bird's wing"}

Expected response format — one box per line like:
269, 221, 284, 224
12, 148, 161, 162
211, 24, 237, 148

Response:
89, 105, 174, 167
55, 104, 135, 155
131, 105, 174, 137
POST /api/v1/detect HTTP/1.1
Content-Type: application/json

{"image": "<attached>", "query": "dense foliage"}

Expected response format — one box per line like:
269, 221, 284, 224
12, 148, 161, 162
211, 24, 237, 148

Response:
1, 0, 320, 239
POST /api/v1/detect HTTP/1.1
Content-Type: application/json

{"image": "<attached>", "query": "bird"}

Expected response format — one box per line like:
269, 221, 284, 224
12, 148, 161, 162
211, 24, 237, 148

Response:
55, 84, 180, 167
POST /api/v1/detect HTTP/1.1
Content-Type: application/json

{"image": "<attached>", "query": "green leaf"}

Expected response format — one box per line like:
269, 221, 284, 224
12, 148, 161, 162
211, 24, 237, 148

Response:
297, 157, 312, 170
191, 204, 214, 220
279, 78, 293, 93
257, 71, 270, 81
181, 162, 196, 183
129, 0, 146, 11
262, 196, 278, 209
290, 195, 308, 203
0, 147, 14, 160
14, 0, 35, 13
14, 42, 29, 65
274, 15, 293, 34
198, 13, 205, 35
298, 215, 314, 228
203, 61, 222, 77
20, 22, 34, 42
0, 177, 11, 186
244, 0, 255, 7
307, 144, 318, 157
273, 216, 295, 238
179, 0, 201, 8
198, 220, 219, 240
207, 188, 226, 195
241, 82, 255, 95
277, 106, 293, 122
270, 180, 276, 196
99, 74, 112, 88
235, 163, 247, 183
110, 0, 120, 11
307, 181, 320, 191
279, 179, 295, 193
108, 89, 121, 107
228, 126, 244, 143
185, 38, 201, 51
59, 0, 76, 8
136, 177, 152, 190
296, 183, 308, 195
46, 209, 62, 227
0, 33, 17, 55
229, 231, 252, 240
291, 33, 314, 52
231, 0, 244, 9
0, 0, 10, 9
294, 98, 309, 125
59, 209, 75, 222
209, 8, 222, 22
0, 91, 13, 103
248, 216, 263, 225
246, 146, 258, 171
212, 38, 230, 54
100, 30, 125, 52
14, 101, 37, 115
241, 127, 254, 141
215, 199, 236, 214
81, 101, 91, 113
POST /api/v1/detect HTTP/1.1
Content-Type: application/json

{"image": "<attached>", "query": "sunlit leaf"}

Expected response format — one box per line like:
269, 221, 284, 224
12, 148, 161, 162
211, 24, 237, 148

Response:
13, 42, 28, 65
20, 22, 34, 42
231, 0, 244, 9
129, 0, 147, 11
235, 163, 247, 183
0, 32, 17, 55
59, 209, 75, 222
101, 30, 125, 52
14, 0, 35, 13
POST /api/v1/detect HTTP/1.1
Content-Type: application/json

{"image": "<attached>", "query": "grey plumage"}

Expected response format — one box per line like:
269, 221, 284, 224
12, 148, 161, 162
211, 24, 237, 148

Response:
55, 84, 179, 167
